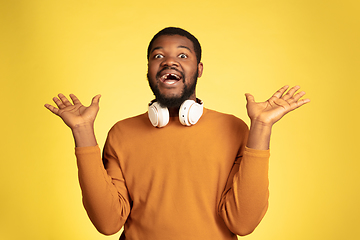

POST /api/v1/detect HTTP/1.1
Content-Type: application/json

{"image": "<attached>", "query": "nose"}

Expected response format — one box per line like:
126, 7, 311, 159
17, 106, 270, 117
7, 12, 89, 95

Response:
160, 56, 179, 67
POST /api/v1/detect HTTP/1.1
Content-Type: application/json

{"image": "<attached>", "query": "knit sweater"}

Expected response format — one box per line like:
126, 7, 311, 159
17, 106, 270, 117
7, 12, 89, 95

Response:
75, 108, 270, 239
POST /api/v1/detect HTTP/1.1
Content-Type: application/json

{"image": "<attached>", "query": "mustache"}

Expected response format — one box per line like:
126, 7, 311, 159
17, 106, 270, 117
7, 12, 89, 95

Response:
156, 67, 185, 81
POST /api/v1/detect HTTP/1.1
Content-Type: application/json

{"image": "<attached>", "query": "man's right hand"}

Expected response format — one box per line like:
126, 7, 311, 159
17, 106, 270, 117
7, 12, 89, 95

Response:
45, 94, 101, 147
45, 94, 101, 130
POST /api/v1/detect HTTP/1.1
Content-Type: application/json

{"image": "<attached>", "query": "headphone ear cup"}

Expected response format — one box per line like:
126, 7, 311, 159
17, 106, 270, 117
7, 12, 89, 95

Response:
148, 102, 169, 127
179, 100, 203, 126
188, 102, 203, 125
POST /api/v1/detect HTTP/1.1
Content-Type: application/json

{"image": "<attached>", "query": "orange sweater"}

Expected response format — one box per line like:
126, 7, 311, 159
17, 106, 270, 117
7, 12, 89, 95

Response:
75, 108, 270, 239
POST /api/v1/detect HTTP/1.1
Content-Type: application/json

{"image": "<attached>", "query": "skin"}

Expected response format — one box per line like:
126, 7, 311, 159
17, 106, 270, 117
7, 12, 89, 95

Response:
44, 34, 310, 236
147, 35, 203, 116
245, 85, 310, 149
44, 35, 310, 149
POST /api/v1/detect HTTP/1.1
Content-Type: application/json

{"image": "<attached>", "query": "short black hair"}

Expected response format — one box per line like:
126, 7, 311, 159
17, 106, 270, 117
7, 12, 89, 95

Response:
147, 27, 202, 64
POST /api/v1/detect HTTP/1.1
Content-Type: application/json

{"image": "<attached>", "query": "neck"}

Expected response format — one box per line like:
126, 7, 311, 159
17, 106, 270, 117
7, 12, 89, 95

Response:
168, 107, 180, 117
166, 94, 197, 117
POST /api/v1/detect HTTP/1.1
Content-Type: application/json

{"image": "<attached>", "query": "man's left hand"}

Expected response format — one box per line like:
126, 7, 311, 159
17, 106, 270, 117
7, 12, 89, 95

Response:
245, 85, 310, 127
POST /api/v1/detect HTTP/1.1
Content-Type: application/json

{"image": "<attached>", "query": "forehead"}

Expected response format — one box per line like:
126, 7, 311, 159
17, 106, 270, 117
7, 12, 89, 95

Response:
150, 35, 195, 52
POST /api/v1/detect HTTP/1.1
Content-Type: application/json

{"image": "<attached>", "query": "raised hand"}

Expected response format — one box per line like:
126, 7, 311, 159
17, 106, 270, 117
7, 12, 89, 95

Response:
45, 94, 101, 130
245, 85, 310, 126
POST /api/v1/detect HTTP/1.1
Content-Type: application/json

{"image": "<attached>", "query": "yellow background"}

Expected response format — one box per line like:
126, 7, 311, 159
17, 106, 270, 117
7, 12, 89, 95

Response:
1, 0, 359, 239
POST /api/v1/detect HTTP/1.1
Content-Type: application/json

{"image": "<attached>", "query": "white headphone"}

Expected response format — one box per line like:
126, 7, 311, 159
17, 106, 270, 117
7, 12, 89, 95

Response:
148, 99, 204, 128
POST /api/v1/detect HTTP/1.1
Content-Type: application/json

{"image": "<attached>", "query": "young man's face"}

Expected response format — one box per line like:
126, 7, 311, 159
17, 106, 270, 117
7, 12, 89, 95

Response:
147, 35, 203, 108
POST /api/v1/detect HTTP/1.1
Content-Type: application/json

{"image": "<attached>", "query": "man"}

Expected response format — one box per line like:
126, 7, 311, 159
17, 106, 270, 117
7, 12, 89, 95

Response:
45, 27, 309, 239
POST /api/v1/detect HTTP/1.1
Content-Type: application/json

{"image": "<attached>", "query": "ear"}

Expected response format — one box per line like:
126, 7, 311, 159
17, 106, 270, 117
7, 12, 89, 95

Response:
197, 62, 204, 78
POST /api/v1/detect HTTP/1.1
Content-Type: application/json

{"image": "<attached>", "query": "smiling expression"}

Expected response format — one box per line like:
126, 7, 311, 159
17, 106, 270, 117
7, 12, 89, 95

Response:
147, 35, 203, 108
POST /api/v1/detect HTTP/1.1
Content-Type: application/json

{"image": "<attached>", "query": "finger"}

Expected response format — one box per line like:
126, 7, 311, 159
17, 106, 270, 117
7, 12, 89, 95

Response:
44, 104, 60, 115
53, 96, 66, 109
282, 85, 301, 100
58, 93, 72, 107
245, 93, 255, 103
289, 98, 311, 110
291, 91, 306, 102
272, 85, 289, 99
90, 94, 101, 106
69, 94, 82, 105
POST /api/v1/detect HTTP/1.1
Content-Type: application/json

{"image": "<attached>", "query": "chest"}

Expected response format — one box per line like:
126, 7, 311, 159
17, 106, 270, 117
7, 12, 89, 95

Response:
115, 124, 243, 205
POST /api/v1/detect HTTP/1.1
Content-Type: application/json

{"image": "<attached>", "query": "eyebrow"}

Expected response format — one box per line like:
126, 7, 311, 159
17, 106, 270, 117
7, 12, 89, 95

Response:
151, 45, 193, 54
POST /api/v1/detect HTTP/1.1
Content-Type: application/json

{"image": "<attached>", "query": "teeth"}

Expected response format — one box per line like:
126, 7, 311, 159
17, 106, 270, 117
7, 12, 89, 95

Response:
164, 74, 169, 80
170, 74, 180, 80
160, 74, 167, 81
166, 80, 177, 85
161, 73, 180, 81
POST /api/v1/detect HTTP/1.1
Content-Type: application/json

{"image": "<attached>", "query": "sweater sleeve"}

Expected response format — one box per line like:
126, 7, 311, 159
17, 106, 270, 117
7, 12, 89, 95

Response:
218, 146, 270, 236
75, 145, 131, 235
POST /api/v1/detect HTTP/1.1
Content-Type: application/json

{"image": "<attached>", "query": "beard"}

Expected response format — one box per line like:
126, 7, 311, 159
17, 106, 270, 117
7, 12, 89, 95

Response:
147, 67, 198, 108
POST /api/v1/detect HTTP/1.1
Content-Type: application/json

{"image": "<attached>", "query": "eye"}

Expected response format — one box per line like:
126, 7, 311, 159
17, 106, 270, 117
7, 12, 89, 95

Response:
154, 54, 164, 59
178, 53, 188, 58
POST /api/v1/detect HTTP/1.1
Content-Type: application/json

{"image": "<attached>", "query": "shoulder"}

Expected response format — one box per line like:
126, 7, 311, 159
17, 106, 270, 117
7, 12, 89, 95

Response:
108, 112, 151, 135
202, 108, 248, 131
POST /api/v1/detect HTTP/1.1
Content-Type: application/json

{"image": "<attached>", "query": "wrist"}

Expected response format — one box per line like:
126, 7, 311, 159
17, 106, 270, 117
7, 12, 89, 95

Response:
250, 118, 274, 129
247, 121, 273, 150
71, 123, 97, 147
71, 122, 94, 132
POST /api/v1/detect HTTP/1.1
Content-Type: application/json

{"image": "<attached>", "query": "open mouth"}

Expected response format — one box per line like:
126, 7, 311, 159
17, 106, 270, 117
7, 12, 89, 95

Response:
160, 73, 182, 85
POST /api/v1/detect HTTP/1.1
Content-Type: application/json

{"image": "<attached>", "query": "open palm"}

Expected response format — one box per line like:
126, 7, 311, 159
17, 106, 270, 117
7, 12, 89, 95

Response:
245, 86, 310, 126
45, 94, 101, 129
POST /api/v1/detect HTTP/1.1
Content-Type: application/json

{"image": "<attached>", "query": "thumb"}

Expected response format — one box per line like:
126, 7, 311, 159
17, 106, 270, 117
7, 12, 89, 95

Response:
245, 93, 255, 103
91, 94, 101, 106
